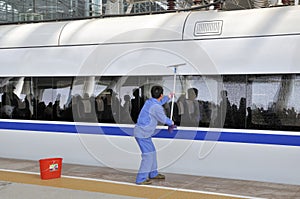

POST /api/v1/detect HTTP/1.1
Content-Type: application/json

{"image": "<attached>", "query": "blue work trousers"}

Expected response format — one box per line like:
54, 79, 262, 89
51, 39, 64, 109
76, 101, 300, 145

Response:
135, 137, 158, 183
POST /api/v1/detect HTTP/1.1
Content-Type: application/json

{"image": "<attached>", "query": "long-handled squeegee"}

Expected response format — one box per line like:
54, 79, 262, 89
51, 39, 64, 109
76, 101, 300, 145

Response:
167, 63, 186, 120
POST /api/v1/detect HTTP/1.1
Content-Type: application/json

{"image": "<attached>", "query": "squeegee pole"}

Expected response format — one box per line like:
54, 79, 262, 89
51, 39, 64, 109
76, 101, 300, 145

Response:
170, 67, 177, 120
167, 63, 186, 121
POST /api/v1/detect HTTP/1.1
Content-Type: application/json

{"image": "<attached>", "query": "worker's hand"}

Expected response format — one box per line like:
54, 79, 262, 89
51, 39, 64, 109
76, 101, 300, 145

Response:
168, 92, 175, 99
168, 125, 177, 133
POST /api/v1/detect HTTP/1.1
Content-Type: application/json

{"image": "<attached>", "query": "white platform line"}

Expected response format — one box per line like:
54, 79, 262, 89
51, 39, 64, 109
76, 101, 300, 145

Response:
0, 169, 265, 199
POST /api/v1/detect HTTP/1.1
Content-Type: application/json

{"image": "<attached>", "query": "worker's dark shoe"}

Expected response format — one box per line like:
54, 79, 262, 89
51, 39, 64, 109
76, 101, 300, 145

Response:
137, 179, 152, 185
150, 174, 165, 180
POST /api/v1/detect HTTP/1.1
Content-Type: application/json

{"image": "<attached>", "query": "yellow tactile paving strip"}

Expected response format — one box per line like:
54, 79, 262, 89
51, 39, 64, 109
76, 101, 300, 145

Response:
0, 170, 244, 199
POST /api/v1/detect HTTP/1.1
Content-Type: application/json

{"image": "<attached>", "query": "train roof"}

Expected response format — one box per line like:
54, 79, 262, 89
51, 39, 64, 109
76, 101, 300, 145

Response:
0, 6, 300, 48
0, 12, 189, 48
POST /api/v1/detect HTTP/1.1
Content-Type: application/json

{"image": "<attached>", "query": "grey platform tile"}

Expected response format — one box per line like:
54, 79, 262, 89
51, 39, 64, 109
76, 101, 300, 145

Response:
0, 181, 144, 199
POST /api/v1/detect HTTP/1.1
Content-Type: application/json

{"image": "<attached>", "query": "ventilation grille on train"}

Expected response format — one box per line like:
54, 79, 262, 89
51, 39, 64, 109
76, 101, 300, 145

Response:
194, 20, 223, 36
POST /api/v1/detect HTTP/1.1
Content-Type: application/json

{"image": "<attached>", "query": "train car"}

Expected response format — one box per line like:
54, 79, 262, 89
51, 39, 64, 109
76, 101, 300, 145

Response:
0, 5, 300, 185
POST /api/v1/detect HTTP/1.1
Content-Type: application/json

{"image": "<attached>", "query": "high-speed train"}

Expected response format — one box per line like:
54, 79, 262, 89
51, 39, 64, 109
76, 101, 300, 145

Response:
0, 5, 300, 185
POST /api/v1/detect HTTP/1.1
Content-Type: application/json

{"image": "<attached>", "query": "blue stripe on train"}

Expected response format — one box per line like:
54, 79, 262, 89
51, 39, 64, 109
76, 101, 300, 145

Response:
0, 121, 300, 147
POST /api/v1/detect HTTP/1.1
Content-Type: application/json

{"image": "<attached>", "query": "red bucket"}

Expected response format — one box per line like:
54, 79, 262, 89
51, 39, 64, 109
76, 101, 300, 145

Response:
39, 157, 63, 180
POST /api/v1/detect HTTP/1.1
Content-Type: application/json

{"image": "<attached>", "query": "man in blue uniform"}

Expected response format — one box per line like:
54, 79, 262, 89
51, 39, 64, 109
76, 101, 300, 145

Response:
134, 85, 174, 185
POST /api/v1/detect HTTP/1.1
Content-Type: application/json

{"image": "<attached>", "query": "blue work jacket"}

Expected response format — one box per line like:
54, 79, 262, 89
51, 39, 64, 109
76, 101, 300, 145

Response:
134, 96, 173, 138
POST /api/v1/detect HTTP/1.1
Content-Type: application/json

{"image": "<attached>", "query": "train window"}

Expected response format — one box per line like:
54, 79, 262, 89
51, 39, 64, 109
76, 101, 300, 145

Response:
172, 75, 248, 129
0, 77, 33, 120
95, 76, 122, 123
249, 75, 300, 129
220, 75, 247, 129
171, 75, 219, 127
30, 77, 73, 121
1, 75, 300, 131
93, 75, 173, 124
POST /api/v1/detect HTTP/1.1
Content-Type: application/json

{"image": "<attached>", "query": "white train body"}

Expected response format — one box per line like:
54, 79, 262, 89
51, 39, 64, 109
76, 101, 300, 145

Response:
1, 6, 300, 185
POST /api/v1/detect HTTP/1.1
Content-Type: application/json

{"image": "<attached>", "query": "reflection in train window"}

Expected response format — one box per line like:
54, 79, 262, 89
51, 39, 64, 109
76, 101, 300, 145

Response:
0, 77, 33, 119
250, 75, 300, 129
218, 75, 247, 129
32, 77, 73, 121
1, 75, 300, 131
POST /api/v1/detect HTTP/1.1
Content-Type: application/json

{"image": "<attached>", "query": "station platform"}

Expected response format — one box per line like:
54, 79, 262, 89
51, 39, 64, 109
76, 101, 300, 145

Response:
0, 157, 299, 199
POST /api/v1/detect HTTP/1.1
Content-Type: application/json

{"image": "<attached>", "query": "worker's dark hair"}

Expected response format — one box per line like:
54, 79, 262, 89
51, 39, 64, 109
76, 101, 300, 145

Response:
151, 85, 163, 99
